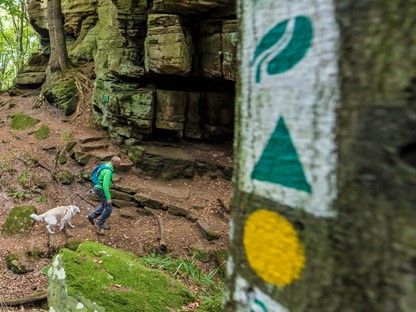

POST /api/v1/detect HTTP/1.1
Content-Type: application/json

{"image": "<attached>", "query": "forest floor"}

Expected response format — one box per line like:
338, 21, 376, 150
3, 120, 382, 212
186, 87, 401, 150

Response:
0, 89, 232, 311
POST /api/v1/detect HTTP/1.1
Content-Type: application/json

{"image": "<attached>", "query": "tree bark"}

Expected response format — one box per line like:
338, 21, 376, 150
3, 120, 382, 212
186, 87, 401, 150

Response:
47, 0, 69, 74
225, 1, 416, 311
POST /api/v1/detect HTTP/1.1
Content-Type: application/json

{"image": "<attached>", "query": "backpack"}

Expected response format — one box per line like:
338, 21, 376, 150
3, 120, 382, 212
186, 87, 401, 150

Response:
91, 163, 114, 186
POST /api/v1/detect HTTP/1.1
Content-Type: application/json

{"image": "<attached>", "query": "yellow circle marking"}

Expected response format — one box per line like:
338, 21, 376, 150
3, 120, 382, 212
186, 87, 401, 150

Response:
243, 209, 305, 286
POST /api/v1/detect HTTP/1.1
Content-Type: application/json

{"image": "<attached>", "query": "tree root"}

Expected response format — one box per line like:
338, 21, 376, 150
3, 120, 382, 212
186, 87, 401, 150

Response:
69, 80, 84, 123
69, 71, 92, 124
156, 216, 167, 252
143, 207, 167, 252
1, 291, 47, 306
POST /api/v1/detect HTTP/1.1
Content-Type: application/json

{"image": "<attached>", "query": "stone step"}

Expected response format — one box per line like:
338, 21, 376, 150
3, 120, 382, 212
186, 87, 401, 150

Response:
79, 142, 109, 152
88, 150, 119, 161
74, 133, 105, 144
135, 144, 233, 181
117, 159, 134, 173
114, 172, 190, 202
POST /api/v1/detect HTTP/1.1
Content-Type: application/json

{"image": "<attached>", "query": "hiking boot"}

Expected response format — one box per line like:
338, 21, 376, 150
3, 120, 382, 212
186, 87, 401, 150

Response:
96, 224, 110, 230
86, 215, 94, 225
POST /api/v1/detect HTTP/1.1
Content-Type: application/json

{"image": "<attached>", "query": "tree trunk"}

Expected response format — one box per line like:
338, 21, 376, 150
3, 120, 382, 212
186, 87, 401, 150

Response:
47, 0, 69, 74
225, 0, 416, 311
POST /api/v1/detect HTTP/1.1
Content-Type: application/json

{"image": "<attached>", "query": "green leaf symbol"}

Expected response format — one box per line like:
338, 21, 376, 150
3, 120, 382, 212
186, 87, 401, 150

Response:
251, 298, 267, 312
252, 16, 313, 83
251, 116, 311, 193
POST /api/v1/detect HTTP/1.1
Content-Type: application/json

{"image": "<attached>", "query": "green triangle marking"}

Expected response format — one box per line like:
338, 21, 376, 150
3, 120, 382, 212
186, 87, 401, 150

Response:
251, 116, 312, 193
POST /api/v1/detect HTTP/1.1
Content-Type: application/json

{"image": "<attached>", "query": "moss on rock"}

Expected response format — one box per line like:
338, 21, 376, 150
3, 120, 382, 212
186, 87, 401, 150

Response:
43, 77, 78, 116
35, 124, 50, 140
56, 169, 73, 185
11, 113, 39, 130
2, 205, 36, 236
48, 242, 195, 312
6, 252, 33, 274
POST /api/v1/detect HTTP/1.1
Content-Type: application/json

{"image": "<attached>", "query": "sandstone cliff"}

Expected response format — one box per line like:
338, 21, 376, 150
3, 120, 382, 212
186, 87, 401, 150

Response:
18, 0, 236, 178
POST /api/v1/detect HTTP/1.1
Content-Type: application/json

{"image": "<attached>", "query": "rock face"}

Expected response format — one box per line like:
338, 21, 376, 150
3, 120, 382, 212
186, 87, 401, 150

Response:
13, 53, 48, 87
47, 242, 194, 311
145, 14, 193, 75
25, 0, 237, 153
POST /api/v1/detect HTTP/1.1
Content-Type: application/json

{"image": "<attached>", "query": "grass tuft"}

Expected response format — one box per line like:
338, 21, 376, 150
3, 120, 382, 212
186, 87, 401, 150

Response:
139, 253, 224, 311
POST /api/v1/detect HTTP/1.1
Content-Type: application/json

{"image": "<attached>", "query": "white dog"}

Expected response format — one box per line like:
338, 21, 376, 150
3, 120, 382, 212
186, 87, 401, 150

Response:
30, 205, 81, 234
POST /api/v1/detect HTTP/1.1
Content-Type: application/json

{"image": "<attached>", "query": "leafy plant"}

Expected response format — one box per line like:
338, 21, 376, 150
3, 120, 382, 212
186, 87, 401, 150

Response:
18, 171, 31, 188
9, 190, 31, 200
139, 253, 224, 311
0, 0, 39, 90
38, 195, 47, 203
0, 161, 15, 174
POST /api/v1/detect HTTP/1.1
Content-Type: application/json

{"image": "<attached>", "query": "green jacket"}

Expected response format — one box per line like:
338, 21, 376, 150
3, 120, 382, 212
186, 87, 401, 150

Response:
95, 162, 114, 200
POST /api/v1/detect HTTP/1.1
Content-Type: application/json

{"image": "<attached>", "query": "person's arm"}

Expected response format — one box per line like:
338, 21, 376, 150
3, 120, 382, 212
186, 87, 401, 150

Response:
102, 171, 113, 202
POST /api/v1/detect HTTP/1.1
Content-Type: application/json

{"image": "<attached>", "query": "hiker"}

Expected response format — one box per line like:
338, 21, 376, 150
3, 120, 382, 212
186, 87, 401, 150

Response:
86, 156, 122, 230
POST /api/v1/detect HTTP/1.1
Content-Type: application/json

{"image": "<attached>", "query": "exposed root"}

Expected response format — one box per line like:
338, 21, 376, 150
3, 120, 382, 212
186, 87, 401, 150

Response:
157, 215, 168, 252
0, 291, 47, 306
32, 90, 49, 110
69, 71, 92, 124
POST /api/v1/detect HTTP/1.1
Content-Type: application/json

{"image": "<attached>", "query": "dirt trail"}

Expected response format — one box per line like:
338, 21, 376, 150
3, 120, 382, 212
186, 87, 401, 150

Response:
0, 90, 231, 310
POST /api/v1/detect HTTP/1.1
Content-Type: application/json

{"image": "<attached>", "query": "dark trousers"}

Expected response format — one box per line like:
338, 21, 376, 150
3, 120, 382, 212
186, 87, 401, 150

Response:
88, 188, 112, 226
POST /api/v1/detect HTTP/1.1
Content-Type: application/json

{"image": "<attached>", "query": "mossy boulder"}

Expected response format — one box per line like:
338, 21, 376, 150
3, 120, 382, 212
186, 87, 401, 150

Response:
43, 77, 78, 116
33, 176, 48, 189
35, 124, 50, 140
6, 252, 33, 274
56, 151, 68, 165
189, 243, 212, 263
2, 205, 36, 236
56, 169, 73, 185
73, 151, 92, 165
11, 113, 39, 130
47, 242, 195, 312
6, 248, 49, 274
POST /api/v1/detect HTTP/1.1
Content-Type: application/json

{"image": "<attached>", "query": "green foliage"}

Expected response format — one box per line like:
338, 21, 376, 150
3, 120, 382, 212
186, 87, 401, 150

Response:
0, 0, 39, 90
0, 161, 15, 173
35, 124, 50, 140
11, 113, 39, 130
18, 171, 31, 188
37, 195, 47, 203
9, 189, 31, 200
198, 293, 223, 312
140, 253, 224, 311
42, 266, 50, 274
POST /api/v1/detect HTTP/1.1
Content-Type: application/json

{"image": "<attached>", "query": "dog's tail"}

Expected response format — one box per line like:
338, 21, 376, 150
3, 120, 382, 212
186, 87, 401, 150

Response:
30, 213, 44, 222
